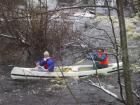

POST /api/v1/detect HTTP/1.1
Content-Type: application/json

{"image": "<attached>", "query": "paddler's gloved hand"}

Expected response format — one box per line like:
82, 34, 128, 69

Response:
94, 57, 103, 61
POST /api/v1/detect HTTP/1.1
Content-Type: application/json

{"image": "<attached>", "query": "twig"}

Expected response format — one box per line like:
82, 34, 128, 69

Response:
0, 33, 17, 39
105, 0, 125, 102
56, 63, 81, 105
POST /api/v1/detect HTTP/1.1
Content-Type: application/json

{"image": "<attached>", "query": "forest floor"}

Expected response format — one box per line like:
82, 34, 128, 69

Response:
0, 65, 140, 105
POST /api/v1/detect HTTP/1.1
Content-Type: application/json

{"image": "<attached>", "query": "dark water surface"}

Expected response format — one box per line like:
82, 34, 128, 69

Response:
0, 65, 140, 105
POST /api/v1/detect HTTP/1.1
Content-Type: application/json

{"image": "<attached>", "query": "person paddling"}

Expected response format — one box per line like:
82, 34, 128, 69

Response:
36, 51, 55, 72
88, 48, 109, 69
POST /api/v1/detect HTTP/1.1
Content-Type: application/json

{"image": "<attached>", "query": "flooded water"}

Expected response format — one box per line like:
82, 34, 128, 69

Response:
0, 0, 140, 105
0, 65, 140, 105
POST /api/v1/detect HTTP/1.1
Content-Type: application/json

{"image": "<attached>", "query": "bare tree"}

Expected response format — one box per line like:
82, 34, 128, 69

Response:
0, 0, 78, 63
116, 0, 134, 104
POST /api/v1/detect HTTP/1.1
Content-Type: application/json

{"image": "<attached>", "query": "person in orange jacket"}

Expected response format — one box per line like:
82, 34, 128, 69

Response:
88, 48, 109, 69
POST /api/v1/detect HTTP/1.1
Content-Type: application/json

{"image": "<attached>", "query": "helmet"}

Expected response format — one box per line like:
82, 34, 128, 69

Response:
98, 48, 104, 52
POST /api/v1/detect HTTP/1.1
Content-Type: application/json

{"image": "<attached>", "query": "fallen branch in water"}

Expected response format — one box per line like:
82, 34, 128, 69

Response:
121, 84, 140, 100
133, 90, 140, 100
87, 79, 125, 103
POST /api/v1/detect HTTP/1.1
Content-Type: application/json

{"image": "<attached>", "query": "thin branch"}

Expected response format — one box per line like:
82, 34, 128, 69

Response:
0, 33, 17, 39
105, 0, 125, 102
56, 63, 81, 105
87, 36, 111, 43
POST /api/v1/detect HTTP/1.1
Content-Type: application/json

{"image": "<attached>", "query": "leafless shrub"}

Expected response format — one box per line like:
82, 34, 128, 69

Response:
0, 0, 80, 64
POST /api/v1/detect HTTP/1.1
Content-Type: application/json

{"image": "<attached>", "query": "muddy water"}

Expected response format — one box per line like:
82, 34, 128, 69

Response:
0, 49, 140, 105
0, 65, 140, 105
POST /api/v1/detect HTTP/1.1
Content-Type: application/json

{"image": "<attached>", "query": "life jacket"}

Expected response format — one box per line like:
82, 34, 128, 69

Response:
97, 52, 109, 65
44, 63, 48, 69
44, 58, 54, 72
42, 58, 48, 70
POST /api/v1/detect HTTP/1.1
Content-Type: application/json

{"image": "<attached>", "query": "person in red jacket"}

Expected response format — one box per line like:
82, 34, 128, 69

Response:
88, 48, 109, 69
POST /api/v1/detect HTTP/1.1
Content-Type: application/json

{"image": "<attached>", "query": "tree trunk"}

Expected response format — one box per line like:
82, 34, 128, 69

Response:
116, 0, 134, 105
124, 0, 128, 6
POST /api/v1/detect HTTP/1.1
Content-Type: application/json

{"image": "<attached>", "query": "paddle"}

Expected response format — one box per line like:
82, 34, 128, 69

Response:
107, 68, 123, 73
74, 59, 86, 65
88, 53, 98, 70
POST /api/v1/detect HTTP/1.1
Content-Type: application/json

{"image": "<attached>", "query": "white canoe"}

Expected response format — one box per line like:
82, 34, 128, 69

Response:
11, 62, 122, 80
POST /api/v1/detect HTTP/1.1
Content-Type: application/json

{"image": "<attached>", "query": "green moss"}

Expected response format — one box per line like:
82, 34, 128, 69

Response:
94, 15, 140, 41
127, 32, 140, 40
133, 36, 140, 40
126, 27, 135, 33
132, 32, 140, 40
127, 31, 134, 40
133, 14, 140, 21
130, 64, 139, 72
95, 16, 108, 21
96, 13, 103, 16
126, 22, 136, 30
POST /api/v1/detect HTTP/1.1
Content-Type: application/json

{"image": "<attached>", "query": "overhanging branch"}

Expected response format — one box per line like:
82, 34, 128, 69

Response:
0, 33, 30, 47
12, 5, 117, 20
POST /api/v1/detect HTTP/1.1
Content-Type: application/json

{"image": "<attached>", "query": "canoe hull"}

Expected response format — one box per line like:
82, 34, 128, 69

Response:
11, 62, 122, 80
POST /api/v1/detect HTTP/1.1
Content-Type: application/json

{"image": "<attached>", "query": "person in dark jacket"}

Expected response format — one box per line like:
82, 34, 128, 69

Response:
36, 51, 55, 72
88, 48, 109, 69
